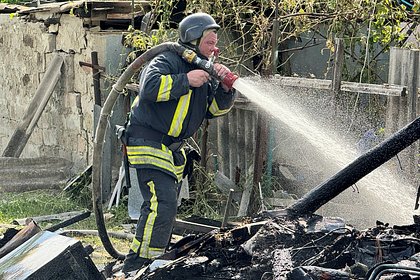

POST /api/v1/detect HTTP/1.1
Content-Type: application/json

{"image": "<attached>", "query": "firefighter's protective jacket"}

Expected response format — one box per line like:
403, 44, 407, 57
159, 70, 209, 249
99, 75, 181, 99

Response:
126, 50, 235, 181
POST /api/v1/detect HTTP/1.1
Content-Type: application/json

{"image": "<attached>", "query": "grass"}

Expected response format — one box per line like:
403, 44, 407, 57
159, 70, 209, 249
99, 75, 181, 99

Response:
0, 166, 228, 267
0, 188, 132, 267
0, 190, 87, 224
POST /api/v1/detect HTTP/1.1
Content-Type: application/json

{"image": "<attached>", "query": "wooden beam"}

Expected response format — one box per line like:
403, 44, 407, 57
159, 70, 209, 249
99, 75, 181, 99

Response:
228, 109, 238, 180
12, 211, 87, 226
250, 112, 268, 215
0, 221, 41, 259
385, 47, 419, 177
217, 115, 230, 174
61, 229, 134, 240
2, 53, 64, 158
237, 109, 246, 175
332, 38, 344, 100
106, 12, 144, 20
174, 219, 219, 233
89, 1, 150, 16
46, 211, 91, 232
221, 189, 235, 228
340, 82, 406, 96
237, 111, 255, 217
199, 119, 209, 168
128, 79, 405, 114
273, 76, 406, 96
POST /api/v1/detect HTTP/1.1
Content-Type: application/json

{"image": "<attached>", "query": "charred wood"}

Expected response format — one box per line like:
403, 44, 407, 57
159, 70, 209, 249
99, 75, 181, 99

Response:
46, 210, 91, 232
12, 210, 87, 226
0, 228, 19, 249
288, 266, 352, 280
272, 249, 293, 280
0, 220, 41, 259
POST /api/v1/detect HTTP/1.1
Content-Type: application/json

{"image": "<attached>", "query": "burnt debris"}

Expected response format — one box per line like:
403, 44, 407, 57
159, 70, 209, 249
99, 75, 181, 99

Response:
129, 213, 420, 280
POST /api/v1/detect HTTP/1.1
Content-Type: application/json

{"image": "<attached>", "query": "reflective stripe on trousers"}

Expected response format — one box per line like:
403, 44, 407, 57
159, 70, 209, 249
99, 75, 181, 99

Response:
130, 168, 178, 259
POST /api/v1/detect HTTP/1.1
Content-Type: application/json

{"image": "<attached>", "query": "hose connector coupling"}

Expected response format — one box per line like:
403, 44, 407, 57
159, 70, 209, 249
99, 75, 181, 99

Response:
181, 49, 197, 64
181, 49, 217, 77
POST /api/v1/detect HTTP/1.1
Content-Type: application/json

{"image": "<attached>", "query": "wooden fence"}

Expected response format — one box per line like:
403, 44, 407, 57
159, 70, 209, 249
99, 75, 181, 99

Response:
386, 48, 419, 180
202, 47, 418, 215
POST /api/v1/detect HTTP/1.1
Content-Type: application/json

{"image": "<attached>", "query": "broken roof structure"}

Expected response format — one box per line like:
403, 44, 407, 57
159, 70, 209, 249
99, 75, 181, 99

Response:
0, 1, 151, 28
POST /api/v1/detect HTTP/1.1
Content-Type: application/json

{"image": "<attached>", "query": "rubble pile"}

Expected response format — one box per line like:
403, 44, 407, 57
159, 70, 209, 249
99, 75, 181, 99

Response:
2, 212, 420, 279
136, 214, 420, 280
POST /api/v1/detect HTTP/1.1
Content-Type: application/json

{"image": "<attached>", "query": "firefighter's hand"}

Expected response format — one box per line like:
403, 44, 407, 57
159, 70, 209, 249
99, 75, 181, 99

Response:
214, 63, 230, 79
214, 63, 232, 92
187, 70, 210, 88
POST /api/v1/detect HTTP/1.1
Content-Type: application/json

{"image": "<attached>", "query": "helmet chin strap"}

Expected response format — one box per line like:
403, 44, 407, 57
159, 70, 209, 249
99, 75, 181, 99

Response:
191, 38, 203, 57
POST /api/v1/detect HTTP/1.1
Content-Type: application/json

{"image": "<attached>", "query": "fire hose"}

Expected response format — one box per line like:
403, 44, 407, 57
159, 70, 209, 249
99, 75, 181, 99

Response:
92, 42, 238, 259
367, 263, 420, 280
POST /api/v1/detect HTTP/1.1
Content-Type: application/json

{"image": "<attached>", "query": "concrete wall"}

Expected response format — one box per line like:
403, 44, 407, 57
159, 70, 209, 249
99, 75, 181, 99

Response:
0, 13, 128, 174
283, 28, 390, 82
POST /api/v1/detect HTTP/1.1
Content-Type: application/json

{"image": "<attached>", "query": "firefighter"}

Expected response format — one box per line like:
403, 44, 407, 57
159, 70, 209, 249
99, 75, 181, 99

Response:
122, 12, 237, 274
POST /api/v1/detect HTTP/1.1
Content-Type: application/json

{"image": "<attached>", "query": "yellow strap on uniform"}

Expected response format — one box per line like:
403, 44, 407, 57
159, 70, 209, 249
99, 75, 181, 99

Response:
156, 75, 173, 102
168, 90, 192, 137
175, 165, 184, 181
128, 156, 176, 174
131, 95, 139, 109
130, 237, 141, 254
139, 180, 158, 258
208, 98, 232, 116
127, 145, 176, 175
148, 247, 165, 258
174, 148, 187, 181
127, 146, 174, 164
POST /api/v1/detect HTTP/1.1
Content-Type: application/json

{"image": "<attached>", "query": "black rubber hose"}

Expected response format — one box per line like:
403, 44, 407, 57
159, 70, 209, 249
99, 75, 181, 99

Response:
92, 42, 186, 260
367, 263, 420, 280
375, 269, 420, 279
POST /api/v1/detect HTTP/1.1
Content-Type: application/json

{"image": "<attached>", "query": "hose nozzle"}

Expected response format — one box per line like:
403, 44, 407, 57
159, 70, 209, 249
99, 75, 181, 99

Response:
221, 71, 239, 90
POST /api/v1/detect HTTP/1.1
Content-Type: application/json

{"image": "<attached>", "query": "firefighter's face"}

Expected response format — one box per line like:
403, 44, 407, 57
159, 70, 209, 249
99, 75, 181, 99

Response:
199, 31, 218, 59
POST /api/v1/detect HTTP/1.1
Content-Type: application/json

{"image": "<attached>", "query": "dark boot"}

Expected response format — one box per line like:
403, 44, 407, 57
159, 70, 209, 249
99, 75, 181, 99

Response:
122, 250, 149, 274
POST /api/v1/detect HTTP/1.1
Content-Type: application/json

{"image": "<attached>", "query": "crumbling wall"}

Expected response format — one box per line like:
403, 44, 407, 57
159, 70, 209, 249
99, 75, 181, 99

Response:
0, 13, 126, 173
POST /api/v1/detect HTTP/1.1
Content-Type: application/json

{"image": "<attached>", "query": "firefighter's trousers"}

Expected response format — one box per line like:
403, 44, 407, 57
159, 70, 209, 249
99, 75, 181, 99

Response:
128, 168, 178, 259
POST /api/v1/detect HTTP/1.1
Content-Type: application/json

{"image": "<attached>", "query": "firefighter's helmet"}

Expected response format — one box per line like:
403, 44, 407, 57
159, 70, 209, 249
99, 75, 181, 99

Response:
178, 13, 220, 44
